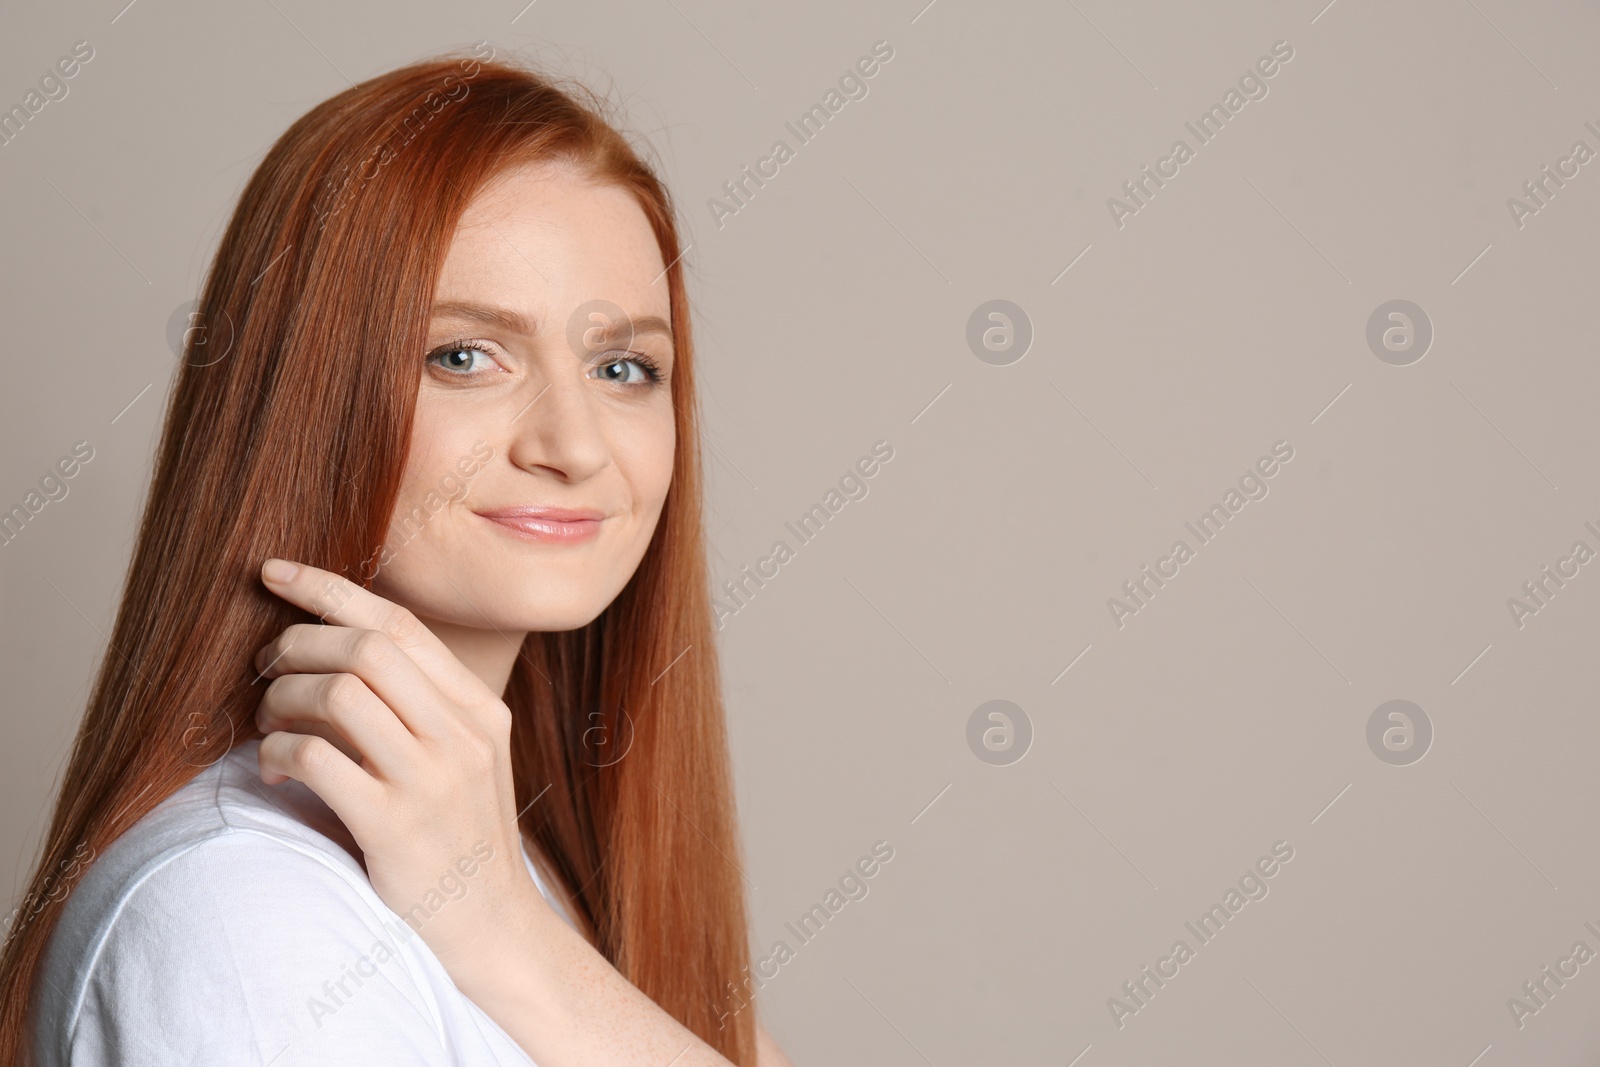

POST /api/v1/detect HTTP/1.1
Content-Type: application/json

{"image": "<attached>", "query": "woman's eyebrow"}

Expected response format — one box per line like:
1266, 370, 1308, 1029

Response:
591, 314, 673, 343
430, 302, 673, 348
431, 300, 539, 335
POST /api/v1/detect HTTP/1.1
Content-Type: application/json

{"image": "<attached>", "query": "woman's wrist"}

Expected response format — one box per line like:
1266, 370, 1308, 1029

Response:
458, 878, 569, 996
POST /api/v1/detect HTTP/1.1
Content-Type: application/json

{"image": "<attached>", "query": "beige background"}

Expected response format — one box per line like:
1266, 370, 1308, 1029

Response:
5, 0, 1600, 1063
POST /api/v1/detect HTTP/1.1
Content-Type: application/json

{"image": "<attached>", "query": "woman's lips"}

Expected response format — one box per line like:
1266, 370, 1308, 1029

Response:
475, 508, 603, 544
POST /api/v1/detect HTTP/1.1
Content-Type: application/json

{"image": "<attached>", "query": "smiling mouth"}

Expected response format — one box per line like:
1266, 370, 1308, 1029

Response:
473, 509, 604, 544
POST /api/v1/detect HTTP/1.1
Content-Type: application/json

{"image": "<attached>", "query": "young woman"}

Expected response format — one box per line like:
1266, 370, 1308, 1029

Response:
0, 44, 791, 1066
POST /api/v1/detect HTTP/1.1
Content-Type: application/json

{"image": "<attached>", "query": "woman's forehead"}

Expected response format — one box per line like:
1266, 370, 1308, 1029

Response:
438, 170, 668, 323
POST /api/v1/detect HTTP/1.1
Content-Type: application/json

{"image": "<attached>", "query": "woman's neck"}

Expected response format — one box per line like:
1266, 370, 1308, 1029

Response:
412, 611, 529, 697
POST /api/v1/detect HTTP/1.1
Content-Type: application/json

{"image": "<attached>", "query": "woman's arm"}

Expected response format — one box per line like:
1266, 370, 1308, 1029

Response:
458, 907, 797, 1067
251, 559, 740, 1066
454, 883, 738, 1065
443, 889, 793, 1067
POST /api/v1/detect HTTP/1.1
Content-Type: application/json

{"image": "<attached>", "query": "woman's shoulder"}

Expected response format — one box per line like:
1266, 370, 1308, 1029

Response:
39, 740, 386, 976
32, 740, 515, 1067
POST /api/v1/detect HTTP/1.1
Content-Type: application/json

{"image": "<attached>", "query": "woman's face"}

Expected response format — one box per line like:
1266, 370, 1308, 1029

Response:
369, 160, 676, 653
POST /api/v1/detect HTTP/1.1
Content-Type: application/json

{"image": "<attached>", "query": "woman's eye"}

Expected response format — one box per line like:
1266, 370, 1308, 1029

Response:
427, 343, 497, 375
591, 353, 663, 386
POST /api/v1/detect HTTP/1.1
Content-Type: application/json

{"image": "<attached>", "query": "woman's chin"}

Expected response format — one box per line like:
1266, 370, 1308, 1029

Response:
457, 601, 607, 635
516, 607, 604, 633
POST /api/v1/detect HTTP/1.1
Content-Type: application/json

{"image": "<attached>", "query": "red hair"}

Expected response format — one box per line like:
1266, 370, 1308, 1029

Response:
0, 45, 757, 1065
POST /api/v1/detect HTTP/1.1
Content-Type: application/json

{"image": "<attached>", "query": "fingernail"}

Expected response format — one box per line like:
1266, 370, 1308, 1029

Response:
262, 558, 299, 584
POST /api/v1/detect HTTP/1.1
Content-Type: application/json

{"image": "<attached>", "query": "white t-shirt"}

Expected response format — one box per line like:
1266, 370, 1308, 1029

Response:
32, 739, 574, 1066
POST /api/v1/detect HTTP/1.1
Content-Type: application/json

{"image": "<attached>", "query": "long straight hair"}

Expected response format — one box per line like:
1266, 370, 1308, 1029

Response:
0, 46, 757, 1065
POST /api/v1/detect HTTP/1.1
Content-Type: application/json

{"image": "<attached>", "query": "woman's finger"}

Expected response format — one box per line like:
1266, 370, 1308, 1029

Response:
255, 623, 451, 740
256, 730, 386, 838
258, 717, 365, 768
258, 558, 493, 706
257, 671, 419, 778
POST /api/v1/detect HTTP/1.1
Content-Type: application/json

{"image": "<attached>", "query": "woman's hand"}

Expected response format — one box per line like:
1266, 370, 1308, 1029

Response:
252, 557, 741, 1066
252, 557, 543, 981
